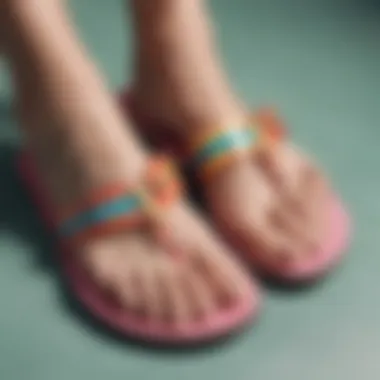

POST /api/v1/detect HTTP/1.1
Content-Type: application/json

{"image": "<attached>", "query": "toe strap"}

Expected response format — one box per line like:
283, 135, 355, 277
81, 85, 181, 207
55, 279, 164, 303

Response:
57, 156, 182, 247
187, 107, 286, 182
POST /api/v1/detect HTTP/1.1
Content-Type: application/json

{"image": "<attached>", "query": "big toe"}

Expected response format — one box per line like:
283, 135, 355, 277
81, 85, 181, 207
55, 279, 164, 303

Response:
192, 235, 256, 309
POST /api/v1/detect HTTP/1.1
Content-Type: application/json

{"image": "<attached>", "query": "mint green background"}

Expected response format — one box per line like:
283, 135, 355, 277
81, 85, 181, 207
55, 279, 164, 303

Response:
1, 0, 379, 379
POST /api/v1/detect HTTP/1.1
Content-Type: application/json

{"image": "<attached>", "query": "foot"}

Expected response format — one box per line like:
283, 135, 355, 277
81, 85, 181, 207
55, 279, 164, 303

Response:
130, 0, 330, 277
7, 0, 254, 325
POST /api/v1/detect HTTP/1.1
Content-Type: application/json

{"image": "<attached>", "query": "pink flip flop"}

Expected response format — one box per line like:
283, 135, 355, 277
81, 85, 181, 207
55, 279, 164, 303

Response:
17, 151, 259, 344
120, 91, 351, 283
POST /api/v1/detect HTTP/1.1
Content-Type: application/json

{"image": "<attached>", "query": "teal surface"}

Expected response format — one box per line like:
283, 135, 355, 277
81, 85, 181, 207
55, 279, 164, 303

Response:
1, 0, 380, 379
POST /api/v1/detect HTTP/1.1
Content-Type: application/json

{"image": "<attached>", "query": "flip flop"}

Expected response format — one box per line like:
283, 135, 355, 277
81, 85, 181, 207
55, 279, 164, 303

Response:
17, 151, 259, 344
120, 91, 351, 283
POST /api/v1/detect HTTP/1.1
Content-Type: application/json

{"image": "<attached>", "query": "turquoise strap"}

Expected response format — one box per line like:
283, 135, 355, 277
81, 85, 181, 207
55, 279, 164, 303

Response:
190, 128, 258, 169
58, 193, 141, 239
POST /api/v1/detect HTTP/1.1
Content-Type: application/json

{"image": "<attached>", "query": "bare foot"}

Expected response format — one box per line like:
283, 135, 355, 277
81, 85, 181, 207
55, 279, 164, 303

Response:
130, 0, 330, 278
5, 0, 254, 326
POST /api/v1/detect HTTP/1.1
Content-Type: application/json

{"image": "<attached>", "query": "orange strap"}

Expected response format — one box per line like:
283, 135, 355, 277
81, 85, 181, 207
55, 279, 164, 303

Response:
58, 156, 182, 247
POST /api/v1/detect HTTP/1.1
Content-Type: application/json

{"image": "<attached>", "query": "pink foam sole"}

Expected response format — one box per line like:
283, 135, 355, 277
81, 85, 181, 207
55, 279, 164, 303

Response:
17, 152, 260, 344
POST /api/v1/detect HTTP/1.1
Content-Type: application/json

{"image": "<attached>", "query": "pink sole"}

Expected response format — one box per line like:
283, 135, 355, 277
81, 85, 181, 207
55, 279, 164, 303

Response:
120, 91, 351, 283
17, 151, 260, 344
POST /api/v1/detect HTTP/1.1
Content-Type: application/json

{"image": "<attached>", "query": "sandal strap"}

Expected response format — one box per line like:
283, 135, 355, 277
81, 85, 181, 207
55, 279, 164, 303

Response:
57, 156, 182, 247
187, 108, 285, 182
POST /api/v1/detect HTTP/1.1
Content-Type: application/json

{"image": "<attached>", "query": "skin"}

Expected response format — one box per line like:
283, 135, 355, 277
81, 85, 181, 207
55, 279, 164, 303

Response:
131, 0, 329, 269
1, 0, 253, 324
1, 0, 329, 325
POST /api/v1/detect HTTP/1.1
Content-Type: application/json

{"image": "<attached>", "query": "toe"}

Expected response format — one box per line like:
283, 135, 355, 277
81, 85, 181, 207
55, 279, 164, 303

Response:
196, 255, 233, 307
259, 144, 330, 260
184, 270, 216, 319
138, 258, 165, 320
271, 204, 314, 258
119, 258, 146, 314
299, 166, 329, 248
82, 243, 118, 287
256, 144, 303, 194
239, 214, 295, 265
194, 242, 252, 309
165, 266, 192, 324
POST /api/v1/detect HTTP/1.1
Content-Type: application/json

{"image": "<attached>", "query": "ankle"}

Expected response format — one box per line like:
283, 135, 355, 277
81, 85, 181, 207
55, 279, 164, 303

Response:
131, 0, 245, 136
